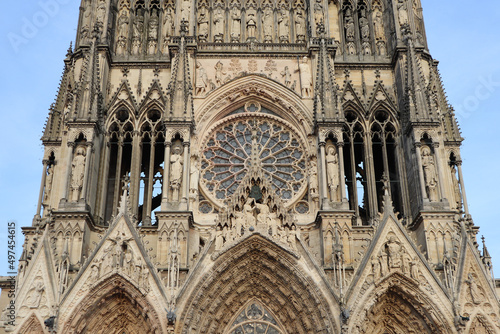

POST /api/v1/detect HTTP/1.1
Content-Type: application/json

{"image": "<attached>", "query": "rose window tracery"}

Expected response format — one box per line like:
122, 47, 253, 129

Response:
201, 114, 307, 208
227, 302, 284, 334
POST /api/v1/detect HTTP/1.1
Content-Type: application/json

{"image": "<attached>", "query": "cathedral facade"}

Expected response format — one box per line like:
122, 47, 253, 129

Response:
3, 0, 500, 333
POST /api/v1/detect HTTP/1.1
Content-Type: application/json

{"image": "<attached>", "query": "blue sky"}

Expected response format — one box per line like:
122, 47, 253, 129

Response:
0, 1, 499, 276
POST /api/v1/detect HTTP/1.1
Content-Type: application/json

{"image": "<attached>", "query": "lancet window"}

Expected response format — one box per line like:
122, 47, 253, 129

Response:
342, 110, 402, 225
101, 108, 165, 225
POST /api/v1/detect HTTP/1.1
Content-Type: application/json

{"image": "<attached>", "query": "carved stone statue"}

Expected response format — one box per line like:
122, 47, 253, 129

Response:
181, 0, 191, 23
280, 66, 291, 88
255, 202, 270, 228
189, 156, 200, 200
372, 256, 381, 280
410, 256, 419, 279
31, 282, 44, 308
213, 7, 225, 42
170, 145, 183, 201
344, 9, 356, 54
386, 237, 402, 268
373, 8, 384, 41
314, 0, 324, 27
116, 8, 129, 55
359, 10, 370, 41
379, 251, 388, 276
132, 12, 144, 55
214, 61, 226, 86
197, 7, 209, 42
162, 7, 174, 52
195, 61, 209, 95
246, 8, 257, 40
230, 7, 241, 42
465, 273, 483, 305
451, 165, 462, 210
234, 211, 244, 236
278, 8, 289, 43
96, 0, 107, 27
397, 0, 408, 26
70, 146, 86, 202
215, 226, 224, 250
297, 57, 312, 97
148, 9, 159, 54
262, 7, 273, 43
294, 9, 306, 42
43, 164, 54, 204
421, 146, 438, 201
326, 146, 339, 201
80, 0, 92, 43
309, 159, 319, 199
243, 198, 256, 227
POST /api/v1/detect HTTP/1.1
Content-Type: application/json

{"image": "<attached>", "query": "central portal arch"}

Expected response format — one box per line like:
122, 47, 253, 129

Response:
177, 235, 338, 334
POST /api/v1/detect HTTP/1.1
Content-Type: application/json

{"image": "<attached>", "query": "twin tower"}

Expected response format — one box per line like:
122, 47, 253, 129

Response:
4, 0, 499, 333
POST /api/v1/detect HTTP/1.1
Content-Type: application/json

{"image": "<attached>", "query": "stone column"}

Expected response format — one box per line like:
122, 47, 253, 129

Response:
145, 138, 156, 225
99, 139, 111, 223
131, 131, 142, 214
456, 160, 470, 216
80, 143, 93, 201
36, 160, 49, 218
414, 143, 428, 200
319, 142, 328, 205
112, 140, 124, 215
337, 143, 347, 203
432, 142, 448, 203
181, 142, 190, 204
61, 143, 75, 202
162, 142, 172, 209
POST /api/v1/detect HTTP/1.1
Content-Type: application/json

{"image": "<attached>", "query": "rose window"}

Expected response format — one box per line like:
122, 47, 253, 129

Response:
201, 116, 307, 207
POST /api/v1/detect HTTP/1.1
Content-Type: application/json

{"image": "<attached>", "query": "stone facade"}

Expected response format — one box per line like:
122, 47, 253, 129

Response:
3, 0, 500, 333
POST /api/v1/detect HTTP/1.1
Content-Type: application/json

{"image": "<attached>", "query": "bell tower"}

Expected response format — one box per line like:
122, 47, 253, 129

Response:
6, 0, 500, 333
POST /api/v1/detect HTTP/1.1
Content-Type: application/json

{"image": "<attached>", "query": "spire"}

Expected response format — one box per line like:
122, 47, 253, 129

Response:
167, 35, 194, 121
314, 38, 339, 123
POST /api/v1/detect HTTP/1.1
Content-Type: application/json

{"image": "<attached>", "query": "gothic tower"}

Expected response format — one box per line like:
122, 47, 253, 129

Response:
5, 0, 500, 333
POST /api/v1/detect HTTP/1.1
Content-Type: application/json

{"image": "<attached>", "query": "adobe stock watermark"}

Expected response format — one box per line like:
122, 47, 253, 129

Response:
7, 0, 72, 54
454, 73, 500, 121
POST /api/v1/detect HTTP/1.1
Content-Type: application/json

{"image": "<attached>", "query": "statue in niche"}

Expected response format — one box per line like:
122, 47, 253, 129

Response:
181, 0, 191, 23
379, 250, 388, 276
269, 211, 279, 236
294, 9, 306, 43
297, 56, 312, 97
314, 0, 324, 26
344, 9, 355, 54
288, 226, 297, 251
373, 8, 384, 41
215, 226, 224, 250
280, 66, 291, 88
96, 0, 107, 27
386, 236, 402, 268
410, 256, 419, 279
234, 211, 245, 236
326, 146, 339, 201
132, 11, 144, 55
116, 8, 129, 55
359, 9, 370, 41
30, 282, 44, 308
256, 202, 270, 227
397, 0, 408, 26
195, 61, 209, 95
162, 7, 174, 52
421, 146, 438, 201
246, 8, 257, 41
197, 7, 209, 42
309, 159, 319, 199
465, 273, 483, 305
401, 249, 411, 275
148, 9, 159, 54
70, 146, 86, 202
371, 256, 381, 280
262, 7, 273, 43
89, 262, 100, 282
80, 0, 92, 43
170, 145, 183, 202
43, 164, 54, 204
230, 7, 241, 42
189, 156, 200, 201
243, 198, 256, 227
213, 7, 225, 42
451, 165, 462, 210
124, 248, 134, 276
278, 8, 289, 43
214, 61, 226, 86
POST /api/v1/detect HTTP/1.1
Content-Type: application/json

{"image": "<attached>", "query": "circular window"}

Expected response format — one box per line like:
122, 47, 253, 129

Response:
201, 115, 307, 208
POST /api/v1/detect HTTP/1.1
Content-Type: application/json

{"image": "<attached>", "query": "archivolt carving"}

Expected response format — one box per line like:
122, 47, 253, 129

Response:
177, 235, 337, 334
17, 314, 45, 334
196, 75, 313, 136
61, 274, 163, 333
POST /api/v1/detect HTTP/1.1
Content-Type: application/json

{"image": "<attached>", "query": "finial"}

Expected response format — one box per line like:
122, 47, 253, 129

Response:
66, 42, 73, 57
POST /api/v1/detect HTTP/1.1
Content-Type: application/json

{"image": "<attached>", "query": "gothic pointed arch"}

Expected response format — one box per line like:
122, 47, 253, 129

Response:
195, 74, 314, 137
106, 80, 138, 114
17, 313, 46, 334
61, 274, 163, 333
225, 300, 287, 334
177, 234, 339, 334
468, 314, 497, 334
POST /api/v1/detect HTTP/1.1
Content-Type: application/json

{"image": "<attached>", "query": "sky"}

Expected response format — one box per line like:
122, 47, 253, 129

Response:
0, 1, 499, 276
